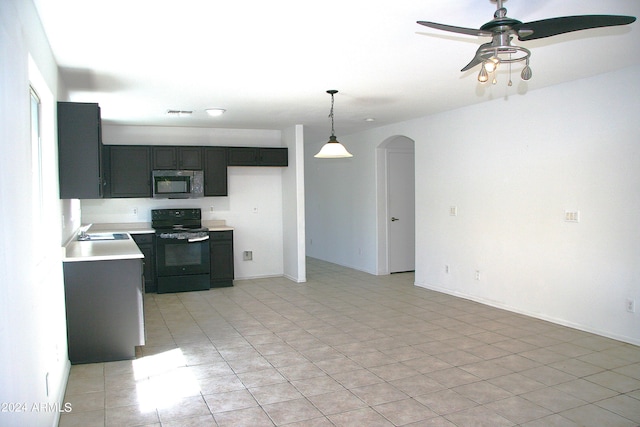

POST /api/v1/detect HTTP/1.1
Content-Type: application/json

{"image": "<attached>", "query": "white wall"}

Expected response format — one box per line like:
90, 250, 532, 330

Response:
306, 66, 640, 345
102, 124, 281, 147
82, 125, 288, 280
306, 142, 378, 274
1, 0, 70, 426
281, 125, 306, 282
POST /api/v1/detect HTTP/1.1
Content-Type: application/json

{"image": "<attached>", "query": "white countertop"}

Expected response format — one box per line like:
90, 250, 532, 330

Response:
63, 235, 144, 262
87, 222, 155, 234
87, 221, 234, 233
62, 221, 233, 262
202, 220, 234, 232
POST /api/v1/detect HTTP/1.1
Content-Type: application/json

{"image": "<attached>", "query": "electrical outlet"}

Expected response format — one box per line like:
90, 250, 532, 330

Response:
450, 206, 458, 216
475, 270, 481, 280
209, 206, 215, 213
445, 265, 450, 274
627, 299, 636, 313
133, 207, 138, 216
243, 251, 253, 261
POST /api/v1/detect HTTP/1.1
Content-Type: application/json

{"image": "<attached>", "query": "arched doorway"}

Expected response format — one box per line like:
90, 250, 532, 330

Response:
376, 136, 415, 274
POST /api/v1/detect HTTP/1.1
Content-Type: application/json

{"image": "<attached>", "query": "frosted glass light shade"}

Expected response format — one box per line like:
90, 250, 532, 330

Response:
314, 136, 353, 158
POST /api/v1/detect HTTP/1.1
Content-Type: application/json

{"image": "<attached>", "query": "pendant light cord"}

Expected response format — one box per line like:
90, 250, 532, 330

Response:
329, 92, 336, 137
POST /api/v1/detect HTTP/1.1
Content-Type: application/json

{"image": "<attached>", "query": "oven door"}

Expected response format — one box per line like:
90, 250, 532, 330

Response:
156, 235, 210, 277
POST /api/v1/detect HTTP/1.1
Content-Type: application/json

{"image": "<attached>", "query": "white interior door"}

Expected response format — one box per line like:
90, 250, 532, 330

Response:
388, 149, 415, 273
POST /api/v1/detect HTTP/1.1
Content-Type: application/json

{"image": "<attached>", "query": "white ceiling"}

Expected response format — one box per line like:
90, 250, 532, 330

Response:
34, 0, 639, 144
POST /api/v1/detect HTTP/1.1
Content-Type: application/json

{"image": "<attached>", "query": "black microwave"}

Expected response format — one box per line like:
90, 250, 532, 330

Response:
152, 170, 204, 199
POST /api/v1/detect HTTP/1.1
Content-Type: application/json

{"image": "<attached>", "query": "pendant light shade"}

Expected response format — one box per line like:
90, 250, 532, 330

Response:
314, 90, 353, 158
314, 135, 353, 158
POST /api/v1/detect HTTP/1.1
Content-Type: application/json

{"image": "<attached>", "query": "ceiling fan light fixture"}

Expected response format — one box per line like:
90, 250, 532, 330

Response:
521, 60, 532, 80
478, 66, 489, 83
314, 90, 353, 159
483, 56, 499, 73
418, 1, 636, 88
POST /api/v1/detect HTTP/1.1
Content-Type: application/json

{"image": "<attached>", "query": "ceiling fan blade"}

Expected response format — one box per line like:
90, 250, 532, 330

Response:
417, 21, 492, 37
460, 43, 492, 72
461, 57, 483, 72
514, 15, 636, 41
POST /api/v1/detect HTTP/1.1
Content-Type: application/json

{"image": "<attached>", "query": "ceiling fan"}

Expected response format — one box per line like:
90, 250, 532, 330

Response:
418, 0, 636, 84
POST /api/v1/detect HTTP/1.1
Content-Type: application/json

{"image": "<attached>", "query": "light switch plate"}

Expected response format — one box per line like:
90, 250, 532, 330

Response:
565, 211, 580, 222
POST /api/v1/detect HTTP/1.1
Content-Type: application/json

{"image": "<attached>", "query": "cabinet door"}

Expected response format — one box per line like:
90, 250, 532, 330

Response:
57, 102, 103, 199
227, 147, 258, 166
227, 147, 288, 166
204, 147, 228, 196
152, 147, 177, 169
210, 231, 234, 287
179, 147, 203, 169
153, 146, 202, 169
132, 234, 156, 293
63, 259, 144, 363
105, 146, 151, 198
258, 148, 288, 166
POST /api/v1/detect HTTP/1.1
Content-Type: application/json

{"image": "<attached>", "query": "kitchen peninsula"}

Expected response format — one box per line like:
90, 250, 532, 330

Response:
62, 233, 145, 364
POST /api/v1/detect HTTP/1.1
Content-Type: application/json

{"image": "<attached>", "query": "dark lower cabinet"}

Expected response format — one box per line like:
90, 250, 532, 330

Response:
210, 231, 234, 287
132, 233, 156, 293
63, 258, 145, 364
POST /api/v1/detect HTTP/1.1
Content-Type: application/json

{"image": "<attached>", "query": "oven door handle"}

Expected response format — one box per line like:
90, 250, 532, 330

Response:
187, 235, 210, 243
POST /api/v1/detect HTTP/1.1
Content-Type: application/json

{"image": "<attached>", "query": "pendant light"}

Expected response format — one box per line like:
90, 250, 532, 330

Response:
314, 90, 353, 158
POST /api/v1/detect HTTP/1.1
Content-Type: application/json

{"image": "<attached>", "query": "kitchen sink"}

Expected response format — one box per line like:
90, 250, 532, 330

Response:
78, 232, 130, 241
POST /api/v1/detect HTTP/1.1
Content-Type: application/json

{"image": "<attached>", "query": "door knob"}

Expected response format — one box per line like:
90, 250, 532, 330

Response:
391, 217, 399, 221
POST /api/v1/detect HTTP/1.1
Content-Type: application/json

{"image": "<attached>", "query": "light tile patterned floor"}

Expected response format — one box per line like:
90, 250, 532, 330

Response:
59, 258, 640, 426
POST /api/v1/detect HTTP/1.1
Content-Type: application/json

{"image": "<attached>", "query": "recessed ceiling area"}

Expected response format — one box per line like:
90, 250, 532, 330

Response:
33, 0, 639, 143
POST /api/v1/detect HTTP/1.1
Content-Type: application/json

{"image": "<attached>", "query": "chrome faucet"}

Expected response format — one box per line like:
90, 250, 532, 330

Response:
77, 224, 92, 241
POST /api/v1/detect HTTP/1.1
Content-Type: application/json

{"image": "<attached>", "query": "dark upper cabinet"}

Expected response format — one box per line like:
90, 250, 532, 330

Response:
227, 147, 288, 166
204, 147, 228, 197
258, 147, 288, 166
57, 102, 103, 199
227, 147, 258, 166
152, 146, 202, 170
102, 144, 283, 199
180, 147, 203, 169
152, 147, 176, 169
103, 145, 151, 198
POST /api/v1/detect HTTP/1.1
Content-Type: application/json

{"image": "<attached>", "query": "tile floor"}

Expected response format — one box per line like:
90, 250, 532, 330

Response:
59, 258, 640, 427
